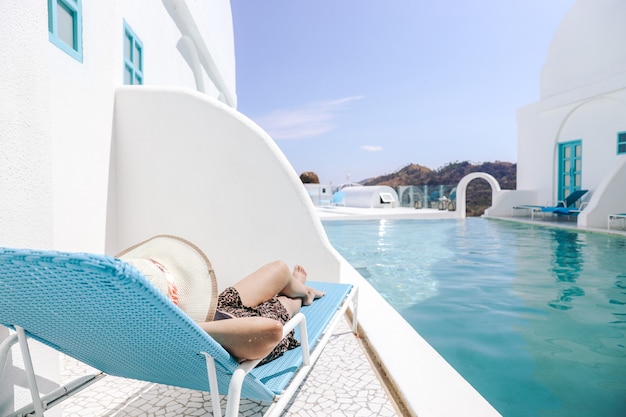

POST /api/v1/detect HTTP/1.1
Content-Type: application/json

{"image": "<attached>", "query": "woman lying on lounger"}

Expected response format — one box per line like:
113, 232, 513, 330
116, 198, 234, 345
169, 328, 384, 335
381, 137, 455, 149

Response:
198, 260, 325, 365
118, 236, 324, 365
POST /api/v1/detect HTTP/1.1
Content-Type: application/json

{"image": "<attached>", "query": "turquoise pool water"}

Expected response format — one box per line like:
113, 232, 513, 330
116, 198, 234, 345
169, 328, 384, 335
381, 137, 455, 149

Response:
323, 218, 626, 417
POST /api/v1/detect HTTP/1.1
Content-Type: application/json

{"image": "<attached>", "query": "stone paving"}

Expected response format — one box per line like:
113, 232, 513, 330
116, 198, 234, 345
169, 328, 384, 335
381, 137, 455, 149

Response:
59, 316, 400, 417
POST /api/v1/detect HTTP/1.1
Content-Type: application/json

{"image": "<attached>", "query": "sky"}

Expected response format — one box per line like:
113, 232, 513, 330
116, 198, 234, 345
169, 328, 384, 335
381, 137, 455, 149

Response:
230, 1, 577, 185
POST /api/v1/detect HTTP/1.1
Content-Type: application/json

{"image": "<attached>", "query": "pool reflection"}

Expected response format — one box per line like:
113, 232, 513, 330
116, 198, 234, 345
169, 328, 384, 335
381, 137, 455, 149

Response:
548, 229, 585, 310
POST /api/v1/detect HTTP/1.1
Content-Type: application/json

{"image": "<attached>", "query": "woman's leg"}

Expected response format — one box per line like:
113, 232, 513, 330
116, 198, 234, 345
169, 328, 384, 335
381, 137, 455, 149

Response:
232, 260, 294, 307
232, 260, 323, 311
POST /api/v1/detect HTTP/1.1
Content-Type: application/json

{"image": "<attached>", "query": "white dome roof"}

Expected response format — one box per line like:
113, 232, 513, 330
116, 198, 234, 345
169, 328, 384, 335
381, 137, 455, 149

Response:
541, 0, 626, 99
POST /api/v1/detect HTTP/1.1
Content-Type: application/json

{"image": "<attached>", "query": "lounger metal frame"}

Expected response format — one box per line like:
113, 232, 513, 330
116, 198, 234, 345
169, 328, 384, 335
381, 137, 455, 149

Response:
608, 213, 626, 230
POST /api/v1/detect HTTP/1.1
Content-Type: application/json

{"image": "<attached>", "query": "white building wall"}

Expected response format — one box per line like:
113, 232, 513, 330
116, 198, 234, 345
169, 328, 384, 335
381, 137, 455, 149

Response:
48, 2, 116, 253
516, 104, 564, 200
0, 4, 56, 413
0, 2, 53, 250
303, 183, 334, 206
517, 95, 626, 206
0, 1, 237, 413
122, 1, 196, 89
541, 0, 626, 100
558, 98, 626, 191
43, 0, 236, 253
512, 0, 626, 227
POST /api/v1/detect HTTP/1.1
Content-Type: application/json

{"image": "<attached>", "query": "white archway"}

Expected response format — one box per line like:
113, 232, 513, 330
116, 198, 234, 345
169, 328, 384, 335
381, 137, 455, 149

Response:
454, 172, 502, 218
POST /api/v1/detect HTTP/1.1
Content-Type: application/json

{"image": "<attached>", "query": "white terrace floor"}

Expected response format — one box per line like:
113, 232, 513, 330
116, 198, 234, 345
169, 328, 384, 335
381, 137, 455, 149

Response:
57, 316, 403, 417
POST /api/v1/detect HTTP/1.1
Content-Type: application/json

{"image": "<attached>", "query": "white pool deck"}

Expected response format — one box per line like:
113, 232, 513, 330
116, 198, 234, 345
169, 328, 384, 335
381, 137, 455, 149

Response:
12, 206, 624, 417
316, 206, 458, 221
318, 205, 626, 237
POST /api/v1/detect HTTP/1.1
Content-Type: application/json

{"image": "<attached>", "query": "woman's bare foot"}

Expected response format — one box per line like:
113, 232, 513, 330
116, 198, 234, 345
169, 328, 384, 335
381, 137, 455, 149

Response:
292, 265, 307, 284
302, 286, 325, 306
278, 264, 325, 305
293, 265, 325, 304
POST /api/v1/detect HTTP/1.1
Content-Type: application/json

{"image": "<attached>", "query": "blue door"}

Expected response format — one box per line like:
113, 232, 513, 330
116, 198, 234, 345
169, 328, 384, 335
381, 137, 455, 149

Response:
558, 140, 582, 202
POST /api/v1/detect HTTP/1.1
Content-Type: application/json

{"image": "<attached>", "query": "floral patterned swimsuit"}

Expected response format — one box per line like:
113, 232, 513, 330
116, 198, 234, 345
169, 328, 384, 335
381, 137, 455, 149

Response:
214, 287, 300, 365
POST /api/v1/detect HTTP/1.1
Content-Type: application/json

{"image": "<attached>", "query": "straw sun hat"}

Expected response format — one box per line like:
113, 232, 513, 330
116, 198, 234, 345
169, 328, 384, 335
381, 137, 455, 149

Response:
117, 235, 218, 323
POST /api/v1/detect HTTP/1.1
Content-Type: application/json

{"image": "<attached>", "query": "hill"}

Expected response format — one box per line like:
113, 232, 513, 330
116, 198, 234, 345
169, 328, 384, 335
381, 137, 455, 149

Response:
361, 161, 516, 216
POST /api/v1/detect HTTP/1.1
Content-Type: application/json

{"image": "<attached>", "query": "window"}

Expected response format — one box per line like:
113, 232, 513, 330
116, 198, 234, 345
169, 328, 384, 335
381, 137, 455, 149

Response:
48, 0, 83, 62
379, 193, 395, 204
123, 22, 143, 85
618, 132, 626, 155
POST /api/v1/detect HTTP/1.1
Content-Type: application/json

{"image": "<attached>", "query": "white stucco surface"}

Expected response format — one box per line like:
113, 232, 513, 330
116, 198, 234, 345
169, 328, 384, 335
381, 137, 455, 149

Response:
0, 5, 58, 411
0, 2, 53, 250
107, 87, 341, 288
0, 1, 237, 254
504, 0, 626, 228
541, 0, 626, 100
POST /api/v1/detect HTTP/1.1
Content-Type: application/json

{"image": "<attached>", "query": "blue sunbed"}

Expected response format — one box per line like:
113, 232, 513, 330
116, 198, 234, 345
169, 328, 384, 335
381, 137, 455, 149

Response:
0, 248, 358, 417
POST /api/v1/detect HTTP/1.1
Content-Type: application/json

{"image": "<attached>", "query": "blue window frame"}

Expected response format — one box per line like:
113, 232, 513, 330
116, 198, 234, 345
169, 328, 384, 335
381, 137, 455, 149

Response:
618, 132, 626, 155
123, 22, 144, 85
48, 0, 83, 62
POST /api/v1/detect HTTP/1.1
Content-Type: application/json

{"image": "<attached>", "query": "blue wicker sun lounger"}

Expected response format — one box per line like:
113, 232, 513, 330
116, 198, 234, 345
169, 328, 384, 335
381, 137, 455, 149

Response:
513, 189, 588, 219
540, 189, 588, 215
0, 248, 358, 417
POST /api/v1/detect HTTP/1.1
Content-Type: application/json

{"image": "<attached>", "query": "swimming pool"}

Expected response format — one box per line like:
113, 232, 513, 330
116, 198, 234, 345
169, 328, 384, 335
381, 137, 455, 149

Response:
323, 218, 626, 417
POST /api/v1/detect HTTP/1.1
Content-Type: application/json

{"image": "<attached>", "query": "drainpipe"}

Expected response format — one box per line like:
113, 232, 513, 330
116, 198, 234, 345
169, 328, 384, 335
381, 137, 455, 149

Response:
162, 0, 237, 108
176, 35, 206, 93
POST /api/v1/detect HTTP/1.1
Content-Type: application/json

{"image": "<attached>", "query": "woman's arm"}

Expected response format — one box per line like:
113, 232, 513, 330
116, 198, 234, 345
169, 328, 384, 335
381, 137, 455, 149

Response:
198, 317, 283, 361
